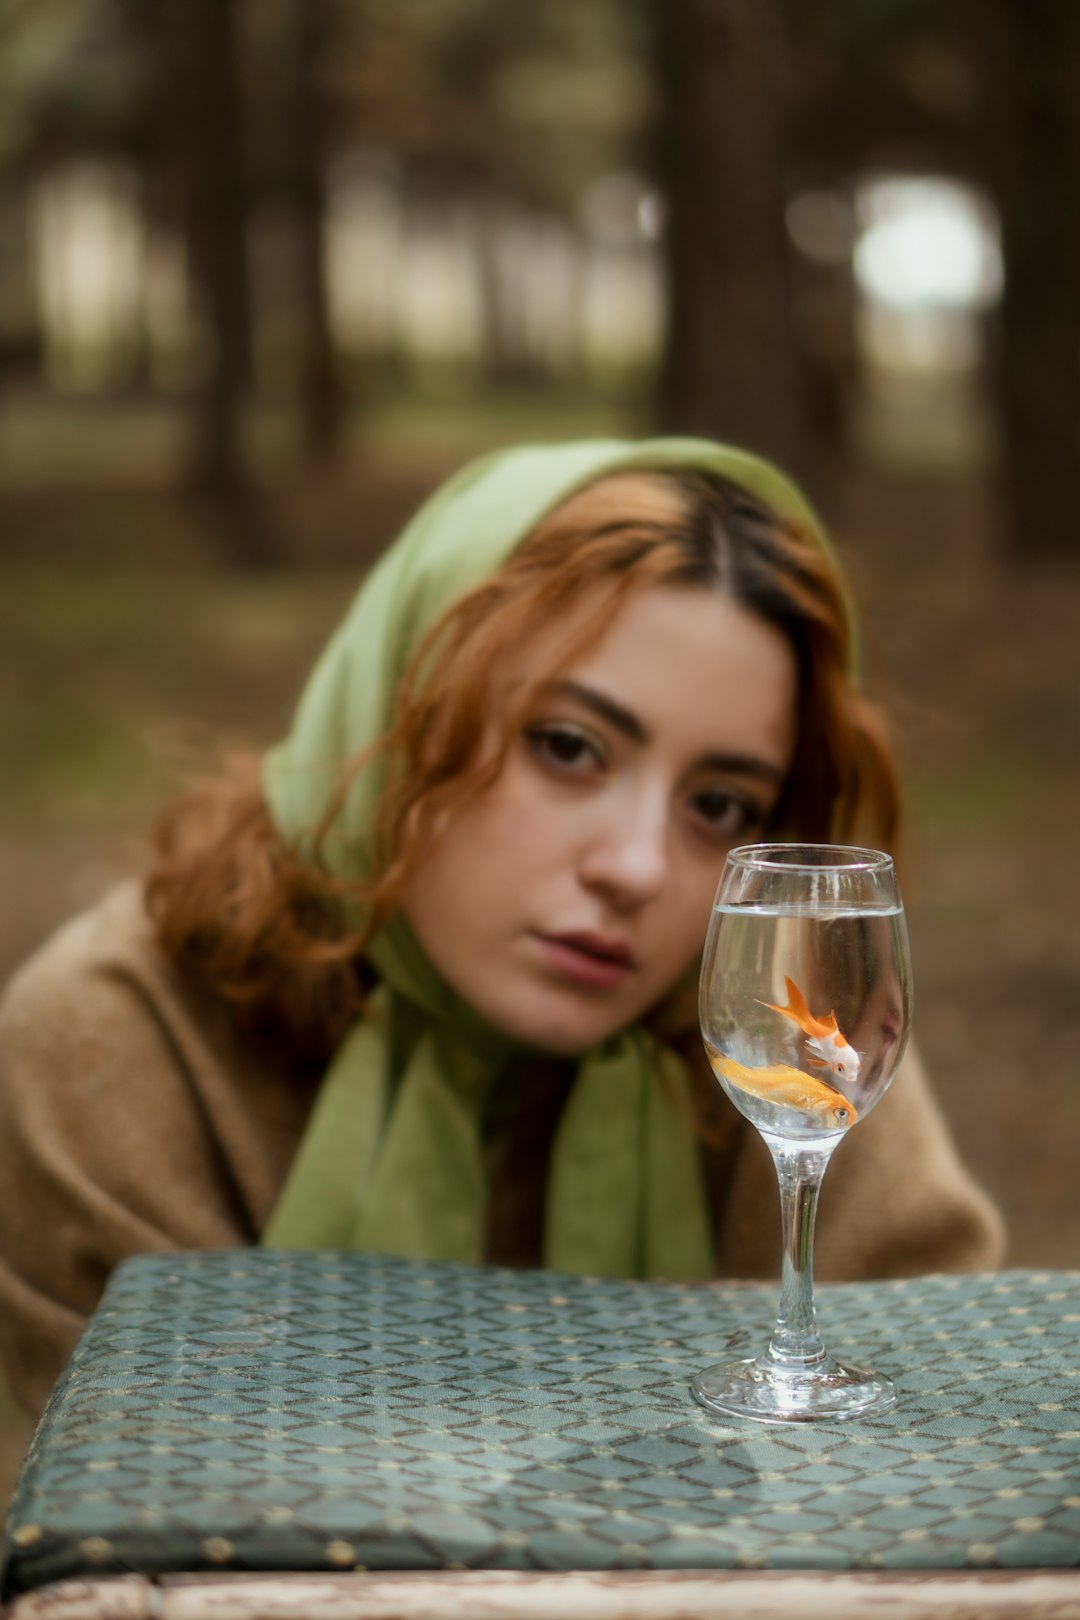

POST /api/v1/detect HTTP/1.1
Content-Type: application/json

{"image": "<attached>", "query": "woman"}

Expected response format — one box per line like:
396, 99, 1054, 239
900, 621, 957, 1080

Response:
0, 438, 1003, 1418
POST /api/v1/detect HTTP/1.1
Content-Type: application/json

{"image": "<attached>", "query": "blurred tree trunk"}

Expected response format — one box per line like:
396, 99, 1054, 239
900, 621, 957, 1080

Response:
648, 0, 800, 467
290, 0, 343, 459
158, 0, 275, 566
977, 0, 1080, 554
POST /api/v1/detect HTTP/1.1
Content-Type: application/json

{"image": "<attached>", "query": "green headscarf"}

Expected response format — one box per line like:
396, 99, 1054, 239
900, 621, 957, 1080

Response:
260, 437, 843, 1278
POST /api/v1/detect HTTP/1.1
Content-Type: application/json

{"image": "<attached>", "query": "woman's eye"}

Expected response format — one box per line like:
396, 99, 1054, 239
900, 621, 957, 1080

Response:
525, 724, 600, 772
691, 788, 761, 837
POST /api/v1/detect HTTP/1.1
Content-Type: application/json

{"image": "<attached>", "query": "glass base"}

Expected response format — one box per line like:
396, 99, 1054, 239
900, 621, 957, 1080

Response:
691, 1353, 896, 1424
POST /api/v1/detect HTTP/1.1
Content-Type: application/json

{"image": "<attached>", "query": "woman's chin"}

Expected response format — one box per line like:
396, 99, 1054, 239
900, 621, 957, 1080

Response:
480, 1014, 596, 1057
480, 991, 637, 1058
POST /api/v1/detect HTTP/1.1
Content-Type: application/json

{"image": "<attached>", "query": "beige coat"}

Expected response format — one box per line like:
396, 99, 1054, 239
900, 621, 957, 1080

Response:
0, 883, 1004, 1419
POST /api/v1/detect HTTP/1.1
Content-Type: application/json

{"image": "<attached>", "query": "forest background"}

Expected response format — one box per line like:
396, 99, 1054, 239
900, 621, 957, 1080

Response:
2, 0, 1079, 1501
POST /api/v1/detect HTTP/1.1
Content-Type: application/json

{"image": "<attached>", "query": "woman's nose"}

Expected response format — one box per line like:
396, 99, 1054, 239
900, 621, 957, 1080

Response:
578, 793, 670, 907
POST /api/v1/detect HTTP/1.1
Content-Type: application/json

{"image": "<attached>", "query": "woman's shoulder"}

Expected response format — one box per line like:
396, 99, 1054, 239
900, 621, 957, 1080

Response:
0, 878, 306, 1105
0, 881, 201, 1160
0, 880, 166, 1028
0, 876, 305, 1174
0, 880, 229, 1090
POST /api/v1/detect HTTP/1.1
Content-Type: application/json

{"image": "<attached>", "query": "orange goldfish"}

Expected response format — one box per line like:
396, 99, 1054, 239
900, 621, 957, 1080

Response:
709, 1052, 858, 1130
758, 977, 862, 1082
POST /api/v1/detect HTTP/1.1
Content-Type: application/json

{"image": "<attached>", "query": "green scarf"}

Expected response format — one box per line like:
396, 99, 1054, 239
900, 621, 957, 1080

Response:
260, 437, 844, 1278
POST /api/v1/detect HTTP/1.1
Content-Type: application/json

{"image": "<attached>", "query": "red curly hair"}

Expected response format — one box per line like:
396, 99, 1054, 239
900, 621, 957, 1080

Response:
148, 469, 899, 1070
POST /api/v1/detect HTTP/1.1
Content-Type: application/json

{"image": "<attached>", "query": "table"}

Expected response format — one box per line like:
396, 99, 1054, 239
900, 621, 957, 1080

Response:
2, 1252, 1079, 1617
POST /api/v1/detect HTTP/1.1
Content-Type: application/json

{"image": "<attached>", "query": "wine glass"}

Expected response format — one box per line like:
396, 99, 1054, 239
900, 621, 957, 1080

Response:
692, 842, 911, 1423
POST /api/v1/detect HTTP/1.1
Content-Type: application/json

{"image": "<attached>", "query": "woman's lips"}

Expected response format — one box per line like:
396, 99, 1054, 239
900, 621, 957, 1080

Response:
535, 931, 636, 989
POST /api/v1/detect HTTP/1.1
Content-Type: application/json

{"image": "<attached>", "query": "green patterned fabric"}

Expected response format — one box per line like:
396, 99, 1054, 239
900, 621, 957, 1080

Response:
3, 1253, 1079, 1600
260, 438, 845, 1280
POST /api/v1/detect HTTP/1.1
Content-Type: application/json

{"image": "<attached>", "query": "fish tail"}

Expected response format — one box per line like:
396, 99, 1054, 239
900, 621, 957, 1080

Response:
757, 975, 816, 1036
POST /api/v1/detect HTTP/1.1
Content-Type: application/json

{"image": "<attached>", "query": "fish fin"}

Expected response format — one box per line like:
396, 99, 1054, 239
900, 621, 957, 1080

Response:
757, 976, 815, 1035
775, 977, 836, 1040
756, 1001, 805, 1040
782, 977, 813, 1017
787, 978, 839, 1039
807, 1057, 828, 1068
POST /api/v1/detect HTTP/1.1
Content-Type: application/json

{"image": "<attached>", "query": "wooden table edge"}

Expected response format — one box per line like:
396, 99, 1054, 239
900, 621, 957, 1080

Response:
5, 1567, 1080, 1620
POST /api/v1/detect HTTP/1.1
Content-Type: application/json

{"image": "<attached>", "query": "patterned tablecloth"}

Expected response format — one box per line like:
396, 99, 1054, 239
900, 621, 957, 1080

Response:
3, 1252, 1079, 1601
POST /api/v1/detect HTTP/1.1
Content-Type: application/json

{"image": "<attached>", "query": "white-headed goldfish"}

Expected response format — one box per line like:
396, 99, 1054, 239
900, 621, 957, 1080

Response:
758, 976, 861, 1083
709, 1052, 858, 1130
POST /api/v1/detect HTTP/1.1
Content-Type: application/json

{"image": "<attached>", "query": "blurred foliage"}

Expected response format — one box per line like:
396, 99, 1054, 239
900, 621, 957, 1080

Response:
906, 754, 1044, 835
0, 0, 989, 191
0, 0, 1054, 211
325, 0, 652, 207
0, 0, 651, 203
0, 1374, 19, 1422
0, 0, 151, 164
0, 559, 344, 821
0, 0, 1077, 554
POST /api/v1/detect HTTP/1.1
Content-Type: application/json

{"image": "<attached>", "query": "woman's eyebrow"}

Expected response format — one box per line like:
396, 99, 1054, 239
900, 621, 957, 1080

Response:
551, 680, 785, 783
553, 679, 647, 741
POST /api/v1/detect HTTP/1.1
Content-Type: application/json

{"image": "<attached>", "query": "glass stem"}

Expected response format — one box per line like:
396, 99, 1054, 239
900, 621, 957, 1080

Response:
765, 1140, 835, 1369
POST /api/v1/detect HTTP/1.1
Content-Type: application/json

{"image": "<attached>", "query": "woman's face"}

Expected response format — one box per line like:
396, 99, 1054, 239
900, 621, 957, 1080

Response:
400, 582, 798, 1054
